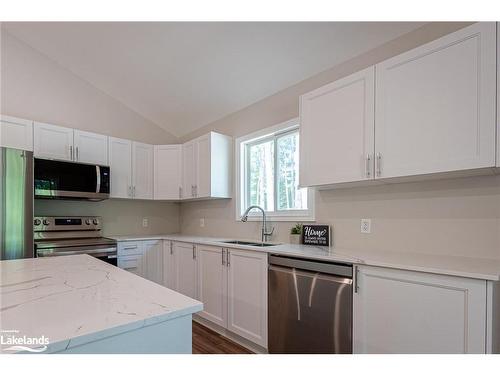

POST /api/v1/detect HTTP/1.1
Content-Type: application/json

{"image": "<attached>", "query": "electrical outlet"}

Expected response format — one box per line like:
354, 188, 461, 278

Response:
200, 218, 205, 227
142, 218, 148, 228
360, 219, 371, 234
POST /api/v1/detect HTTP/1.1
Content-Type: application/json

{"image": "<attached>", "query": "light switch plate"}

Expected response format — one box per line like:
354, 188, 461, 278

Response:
360, 219, 371, 234
142, 218, 148, 228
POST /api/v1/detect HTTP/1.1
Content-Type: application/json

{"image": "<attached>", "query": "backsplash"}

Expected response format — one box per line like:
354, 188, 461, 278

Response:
34, 199, 180, 236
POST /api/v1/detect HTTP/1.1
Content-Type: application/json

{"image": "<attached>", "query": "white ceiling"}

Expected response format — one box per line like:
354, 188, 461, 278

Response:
3, 22, 425, 137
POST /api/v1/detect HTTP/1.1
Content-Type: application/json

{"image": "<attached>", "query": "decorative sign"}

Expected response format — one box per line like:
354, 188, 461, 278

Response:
302, 224, 331, 246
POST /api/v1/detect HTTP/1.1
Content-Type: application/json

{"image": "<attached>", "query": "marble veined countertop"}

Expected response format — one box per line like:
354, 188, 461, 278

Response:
110, 234, 500, 281
0, 254, 202, 353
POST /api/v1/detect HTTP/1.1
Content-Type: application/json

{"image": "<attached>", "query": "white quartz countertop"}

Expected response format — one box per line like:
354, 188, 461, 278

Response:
0, 254, 202, 353
110, 234, 500, 281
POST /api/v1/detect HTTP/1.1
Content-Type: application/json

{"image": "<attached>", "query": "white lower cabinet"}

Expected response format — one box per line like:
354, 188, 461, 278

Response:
162, 240, 177, 289
174, 242, 198, 300
118, 241, 145, 276
226, 248, 268, 348
118, 240, 163, 283
142, 240, 163, 284
353, 265, 487, 354
197, 245, 227, 327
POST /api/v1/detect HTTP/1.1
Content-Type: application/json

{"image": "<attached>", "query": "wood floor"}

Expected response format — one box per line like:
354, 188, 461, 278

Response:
192, 321, 253, 354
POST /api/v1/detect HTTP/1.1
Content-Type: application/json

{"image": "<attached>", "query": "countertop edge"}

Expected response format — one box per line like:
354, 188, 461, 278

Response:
109, 234, 500, 281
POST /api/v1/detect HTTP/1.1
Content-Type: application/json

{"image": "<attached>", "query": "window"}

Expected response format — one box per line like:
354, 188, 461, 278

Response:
236, 118, 314, 221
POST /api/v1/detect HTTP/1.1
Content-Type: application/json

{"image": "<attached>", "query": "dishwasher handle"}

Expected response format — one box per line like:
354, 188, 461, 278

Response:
269, 264, 353, 285
269, 255, 352, 278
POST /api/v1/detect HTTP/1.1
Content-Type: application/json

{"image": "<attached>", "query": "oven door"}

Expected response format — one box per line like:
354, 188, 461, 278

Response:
36, 246, 117, 266
34, 158, 110, 201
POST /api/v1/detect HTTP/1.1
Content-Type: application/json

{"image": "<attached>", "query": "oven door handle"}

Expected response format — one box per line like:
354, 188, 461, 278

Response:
37, 248, 117, 257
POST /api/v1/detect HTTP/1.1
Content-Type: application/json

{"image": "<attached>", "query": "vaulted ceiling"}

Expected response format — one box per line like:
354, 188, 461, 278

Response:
3, 22, 425, 137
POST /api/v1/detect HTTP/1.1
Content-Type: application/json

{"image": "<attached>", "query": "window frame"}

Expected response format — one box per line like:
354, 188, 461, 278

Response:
235, 118, 315, 222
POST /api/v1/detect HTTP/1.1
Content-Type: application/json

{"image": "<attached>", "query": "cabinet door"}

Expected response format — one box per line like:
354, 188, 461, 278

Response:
142, 240, 163, 284
353, 265, 487, 354
0, 115, 33, 151
227, 248, 268, 348
195, 134, 211, 198
132, 142, 154, 199
73, 130, 108, 165
375, 22, 496, 178
162, 241, 177, 289
197, 245, 227, 327
154, 145, 182, 200
34, 122, 74, 161
300, 67, 375, 186
182, 140, 197, 199
108, 137, 133, 198
173, 242, 198, 299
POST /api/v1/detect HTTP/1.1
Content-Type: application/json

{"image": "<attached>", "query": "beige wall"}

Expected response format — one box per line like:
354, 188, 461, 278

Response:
180, 22, 500, 260
0, 27, 178, 144
34, 199, 180, 237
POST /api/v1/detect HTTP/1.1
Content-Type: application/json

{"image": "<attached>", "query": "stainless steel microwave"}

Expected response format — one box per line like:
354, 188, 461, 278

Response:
34, 158, 110, 201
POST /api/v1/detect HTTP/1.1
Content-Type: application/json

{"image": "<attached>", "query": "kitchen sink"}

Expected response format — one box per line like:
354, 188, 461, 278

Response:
222, 240, 280, 247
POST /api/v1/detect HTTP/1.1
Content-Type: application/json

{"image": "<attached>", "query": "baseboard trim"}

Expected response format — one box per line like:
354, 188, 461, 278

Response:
193, 315, 268, 354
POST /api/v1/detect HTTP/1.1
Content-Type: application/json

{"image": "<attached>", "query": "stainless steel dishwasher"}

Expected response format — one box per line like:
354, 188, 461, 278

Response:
268, 255, 353, 354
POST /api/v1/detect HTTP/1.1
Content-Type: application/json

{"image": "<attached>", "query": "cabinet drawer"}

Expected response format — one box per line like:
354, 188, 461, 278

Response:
118, 241, 143, 256
118, 255, 142, 274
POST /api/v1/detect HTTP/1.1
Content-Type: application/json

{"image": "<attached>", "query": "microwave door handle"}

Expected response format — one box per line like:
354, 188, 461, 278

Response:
96, 165, 101, 193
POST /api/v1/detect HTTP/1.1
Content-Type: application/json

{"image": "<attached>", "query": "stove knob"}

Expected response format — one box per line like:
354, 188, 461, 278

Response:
34, 218, 41, 226
85, 219, 91, 225
92, 219, 99, 225
43, 219, 50, 226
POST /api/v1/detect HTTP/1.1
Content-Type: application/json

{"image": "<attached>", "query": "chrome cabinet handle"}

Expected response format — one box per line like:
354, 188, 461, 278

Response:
222, 248, 225, 266
365, 154, 372, 178
226, 250, 230, 267
76, 146, 79, 161
133, 186, 136, 197
179, 186, 182, 199
69, 145, 73, 160
170, 242, 173, 255
192, 245, 196, 260
376, 153, 382, 177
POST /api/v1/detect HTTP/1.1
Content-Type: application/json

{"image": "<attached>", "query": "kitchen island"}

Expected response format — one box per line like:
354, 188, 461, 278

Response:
0, 254, 203, 354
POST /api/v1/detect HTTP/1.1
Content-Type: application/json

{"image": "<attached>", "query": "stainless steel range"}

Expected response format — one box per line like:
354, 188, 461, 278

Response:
34, 216, 117, 266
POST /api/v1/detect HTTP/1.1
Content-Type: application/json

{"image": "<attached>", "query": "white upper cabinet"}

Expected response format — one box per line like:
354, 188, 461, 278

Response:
300, 67, 375, 186
375, 22, 496, 179
182, 139, 197, 199
108, 137, 133, 199
0, 115, 33, 151
34, 122, 74, 161
73, 130, 108, 165
34, 122, 109, 165
108, 138, 153, 200
182, 132, 232, 199
154, 145, 182, 200
132, 142, 154, 200
353, 265, 487, 354
197, 245, 227, 327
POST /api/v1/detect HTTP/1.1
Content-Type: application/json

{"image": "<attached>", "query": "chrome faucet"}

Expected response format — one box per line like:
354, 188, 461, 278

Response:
240, 205, 275, 243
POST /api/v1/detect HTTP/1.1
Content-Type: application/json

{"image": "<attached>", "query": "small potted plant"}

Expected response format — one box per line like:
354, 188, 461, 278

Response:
290, 223, 302, 245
